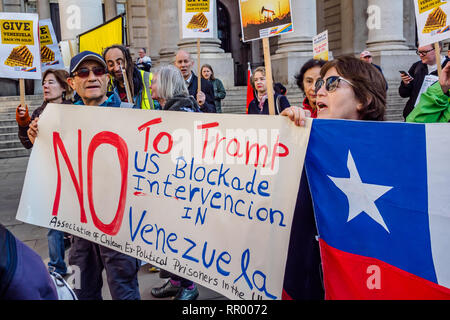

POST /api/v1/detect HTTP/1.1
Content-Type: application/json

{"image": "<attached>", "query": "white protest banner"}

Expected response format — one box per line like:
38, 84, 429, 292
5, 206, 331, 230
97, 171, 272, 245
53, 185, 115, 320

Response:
239, 0, 294, 42
39, 19, 65, 72
414, 0, 450, 46
313, 30, 329, 61
181, 0, 215, 39
16, 105, 311, 300
0, 12, 41, 79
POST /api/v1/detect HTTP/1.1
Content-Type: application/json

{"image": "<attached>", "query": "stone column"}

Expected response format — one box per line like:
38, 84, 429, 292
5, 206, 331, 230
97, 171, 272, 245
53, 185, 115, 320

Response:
176, 0, 234, 88
157, 0, 180, 64
272, 0, 317, 84
365, 0, 417, 81
37, 0, 51, 19
104, 0, 117, 21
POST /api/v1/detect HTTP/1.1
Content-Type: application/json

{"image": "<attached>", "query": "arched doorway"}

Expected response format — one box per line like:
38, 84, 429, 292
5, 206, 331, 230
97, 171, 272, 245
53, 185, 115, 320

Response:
217, 1, 231, 53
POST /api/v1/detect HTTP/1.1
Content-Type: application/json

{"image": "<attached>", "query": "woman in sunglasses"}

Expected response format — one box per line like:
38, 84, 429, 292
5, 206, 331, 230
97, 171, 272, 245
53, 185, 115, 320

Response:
248, 66, 291, 115
280, 56, 387, 300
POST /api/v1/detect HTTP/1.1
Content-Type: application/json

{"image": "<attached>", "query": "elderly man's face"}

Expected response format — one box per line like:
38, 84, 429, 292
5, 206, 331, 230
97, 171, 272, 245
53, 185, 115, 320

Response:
68, 60, 108, 104
175, 51, 194, 80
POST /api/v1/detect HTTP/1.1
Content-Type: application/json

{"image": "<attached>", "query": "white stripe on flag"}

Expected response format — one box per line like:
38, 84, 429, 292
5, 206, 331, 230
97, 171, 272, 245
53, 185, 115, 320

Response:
426, 124, 450, 289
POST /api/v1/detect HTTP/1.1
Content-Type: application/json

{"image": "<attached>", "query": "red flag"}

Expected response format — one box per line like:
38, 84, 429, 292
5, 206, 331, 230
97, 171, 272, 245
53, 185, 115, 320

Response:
246, 63, 254, 114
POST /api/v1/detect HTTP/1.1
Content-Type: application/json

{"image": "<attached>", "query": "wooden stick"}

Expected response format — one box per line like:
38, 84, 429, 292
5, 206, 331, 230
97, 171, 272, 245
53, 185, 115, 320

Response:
262, 37, 275, 115
68, 39, 75, 58
19, 78, 25, 107
120, 64, 133, 104
434, 42, 442, 77
197, 38, 201, 94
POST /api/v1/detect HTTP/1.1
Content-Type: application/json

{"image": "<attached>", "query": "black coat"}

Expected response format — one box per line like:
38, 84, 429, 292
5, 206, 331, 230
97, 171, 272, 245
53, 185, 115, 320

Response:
399, 59, 448, 120
247, 93, 290, 115
187, 73, 216, 113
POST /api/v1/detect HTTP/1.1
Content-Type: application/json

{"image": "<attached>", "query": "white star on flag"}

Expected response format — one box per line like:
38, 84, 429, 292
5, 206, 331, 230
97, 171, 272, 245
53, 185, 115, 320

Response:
328, 151, 393, 233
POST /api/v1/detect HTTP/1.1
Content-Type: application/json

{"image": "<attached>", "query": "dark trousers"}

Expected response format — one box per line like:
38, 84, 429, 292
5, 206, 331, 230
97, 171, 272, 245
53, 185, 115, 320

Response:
68, 236, 140, 300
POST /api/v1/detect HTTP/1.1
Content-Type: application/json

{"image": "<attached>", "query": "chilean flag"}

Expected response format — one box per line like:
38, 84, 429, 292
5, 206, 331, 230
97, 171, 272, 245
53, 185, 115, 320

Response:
305, 120, 450, 300
246, 62, 254, 114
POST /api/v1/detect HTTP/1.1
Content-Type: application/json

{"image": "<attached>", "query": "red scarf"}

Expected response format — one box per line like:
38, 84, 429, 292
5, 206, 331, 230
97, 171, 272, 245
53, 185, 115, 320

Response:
302, 98, 318, 119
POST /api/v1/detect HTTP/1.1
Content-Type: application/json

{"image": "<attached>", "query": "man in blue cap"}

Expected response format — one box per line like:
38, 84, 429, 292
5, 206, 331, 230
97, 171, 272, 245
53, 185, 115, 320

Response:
69, 50, 136, 108
27, 51, 141, 300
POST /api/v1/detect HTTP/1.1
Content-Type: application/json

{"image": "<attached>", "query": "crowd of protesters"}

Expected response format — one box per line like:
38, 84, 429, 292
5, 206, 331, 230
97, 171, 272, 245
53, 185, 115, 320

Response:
2, 39, 449, 301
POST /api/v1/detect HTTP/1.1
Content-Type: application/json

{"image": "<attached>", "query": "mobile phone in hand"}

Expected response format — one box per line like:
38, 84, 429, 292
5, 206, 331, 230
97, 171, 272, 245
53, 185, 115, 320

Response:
399, 71, 411, 77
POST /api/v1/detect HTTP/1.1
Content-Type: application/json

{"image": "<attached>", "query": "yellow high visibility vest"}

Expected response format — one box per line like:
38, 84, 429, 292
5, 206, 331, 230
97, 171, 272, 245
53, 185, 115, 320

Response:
140, 70, 154, 110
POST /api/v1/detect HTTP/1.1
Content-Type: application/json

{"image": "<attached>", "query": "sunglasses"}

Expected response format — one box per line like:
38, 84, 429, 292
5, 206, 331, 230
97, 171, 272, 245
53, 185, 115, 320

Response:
416, 48, 434, 56
315, 76, 355, 94
72, 67, 107, 78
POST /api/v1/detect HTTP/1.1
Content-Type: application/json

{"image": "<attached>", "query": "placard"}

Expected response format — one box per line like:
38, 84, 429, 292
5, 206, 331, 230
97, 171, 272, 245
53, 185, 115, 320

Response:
414, 0, 450, 46
181, 0, 215, 39
16, 105, 312, 300
0, 12, 41, 79
313, 30, 329, 61
238, 0, 294, 42
39, 19, 65, 72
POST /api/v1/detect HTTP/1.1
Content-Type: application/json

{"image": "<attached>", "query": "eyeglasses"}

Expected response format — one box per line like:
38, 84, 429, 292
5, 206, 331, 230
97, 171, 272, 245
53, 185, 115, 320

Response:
72, 67, 107, 78
416, 48, 435, 56
315, 76, 355, 94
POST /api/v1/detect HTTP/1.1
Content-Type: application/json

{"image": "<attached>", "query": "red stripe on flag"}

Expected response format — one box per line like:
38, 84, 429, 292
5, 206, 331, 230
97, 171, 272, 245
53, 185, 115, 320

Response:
246, 65, 253, 114
319, 239, 450, 300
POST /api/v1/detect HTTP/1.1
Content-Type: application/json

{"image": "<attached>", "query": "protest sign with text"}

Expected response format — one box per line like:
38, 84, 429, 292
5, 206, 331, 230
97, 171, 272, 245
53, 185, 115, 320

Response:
414, 0, 450, 46
39, 19, 65, 72
239, 0, 293, 42
181, 0, 215, 39
16, 105, 311, 300
0, 12, 40, 79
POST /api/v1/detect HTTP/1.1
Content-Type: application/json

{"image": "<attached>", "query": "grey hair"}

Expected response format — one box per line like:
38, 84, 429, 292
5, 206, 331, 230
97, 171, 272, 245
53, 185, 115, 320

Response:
154, 65, 189, 101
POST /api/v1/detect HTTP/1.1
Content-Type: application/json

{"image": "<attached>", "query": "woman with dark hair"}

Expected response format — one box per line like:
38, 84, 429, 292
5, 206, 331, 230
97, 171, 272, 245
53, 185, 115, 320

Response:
294, 59, 326, 118
15, 68, 73, 278
315, 55, 386, 120
201, 64, 226, 113
280, 55, 387, 300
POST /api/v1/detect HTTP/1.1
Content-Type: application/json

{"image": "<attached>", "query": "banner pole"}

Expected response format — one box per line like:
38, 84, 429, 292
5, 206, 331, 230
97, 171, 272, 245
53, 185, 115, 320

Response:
19, 78, 25, 107
262, 37, 275, 115
434, 42, 442, 77
120, 63, 133, 104
197, 38, 201, 94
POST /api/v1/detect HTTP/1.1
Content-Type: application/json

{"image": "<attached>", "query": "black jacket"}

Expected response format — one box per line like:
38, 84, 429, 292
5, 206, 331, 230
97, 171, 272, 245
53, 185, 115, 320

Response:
247, 93, 290, 115
399, 59, 448, 120
164, 94, 201, 113
187, 73, 216, 113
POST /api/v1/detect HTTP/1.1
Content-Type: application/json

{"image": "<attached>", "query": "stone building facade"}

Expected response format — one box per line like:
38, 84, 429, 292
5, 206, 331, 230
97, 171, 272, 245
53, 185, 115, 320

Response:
0, 0, 434, 92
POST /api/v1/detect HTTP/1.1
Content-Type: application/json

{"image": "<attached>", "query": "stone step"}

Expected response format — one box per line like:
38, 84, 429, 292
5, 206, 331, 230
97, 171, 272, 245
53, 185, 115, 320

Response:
0, 133, 18, 142
0, 126, 18, 134
0, 119, 18, 127
0, 147, 31, 159
0, 140, 25, 149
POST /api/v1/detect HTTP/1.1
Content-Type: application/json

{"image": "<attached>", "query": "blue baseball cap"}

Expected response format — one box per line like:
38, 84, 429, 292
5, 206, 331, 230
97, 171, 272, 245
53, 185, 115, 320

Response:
69, 51, 107, 75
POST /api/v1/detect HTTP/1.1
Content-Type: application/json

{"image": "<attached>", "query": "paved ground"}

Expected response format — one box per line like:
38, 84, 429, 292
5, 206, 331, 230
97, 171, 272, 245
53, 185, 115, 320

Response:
0, 157, 227, 300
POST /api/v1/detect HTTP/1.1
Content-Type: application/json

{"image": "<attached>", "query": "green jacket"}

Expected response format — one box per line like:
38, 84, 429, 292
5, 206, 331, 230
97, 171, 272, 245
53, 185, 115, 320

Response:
210, 78, 226, 113
406, 81, 450, 123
